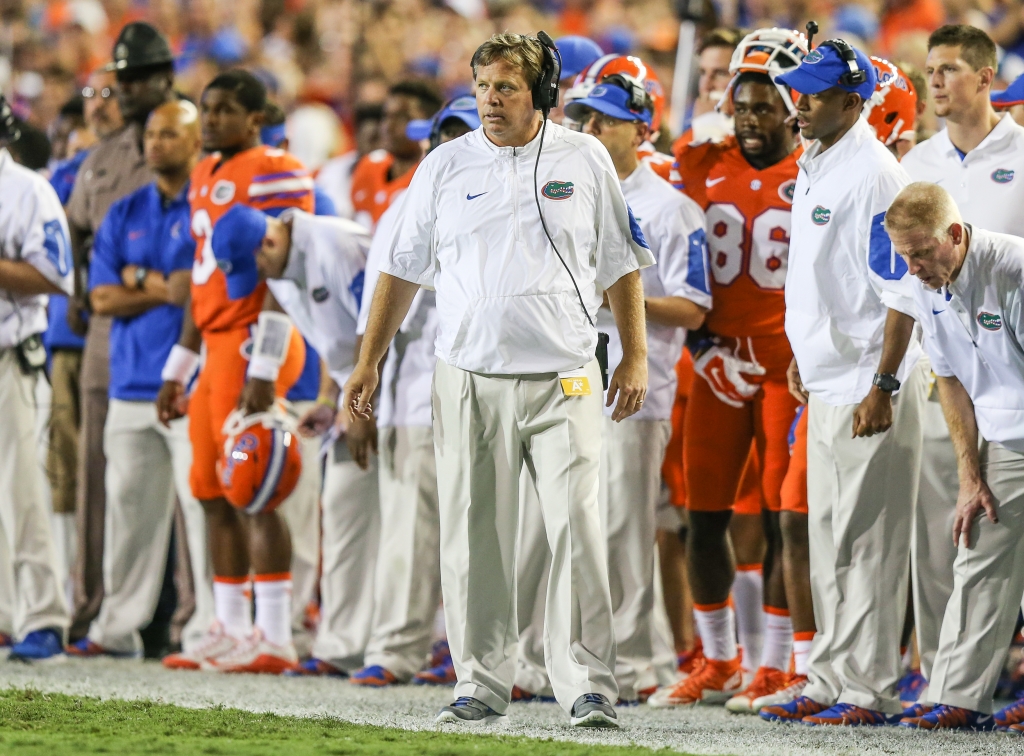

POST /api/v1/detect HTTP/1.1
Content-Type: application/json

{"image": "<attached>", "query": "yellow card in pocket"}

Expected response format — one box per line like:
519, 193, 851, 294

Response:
558, 369, 591, 397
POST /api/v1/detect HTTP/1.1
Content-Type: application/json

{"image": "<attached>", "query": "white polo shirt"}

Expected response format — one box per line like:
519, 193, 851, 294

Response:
785, 118, 922, 406
266, 209, 369, 387
357, 193, 437, 429
382, 122, 654, 375
597, 162, 711, 421
913, 227, 1024, 452
900, 115, 1024, 237
0, 149, 73, 348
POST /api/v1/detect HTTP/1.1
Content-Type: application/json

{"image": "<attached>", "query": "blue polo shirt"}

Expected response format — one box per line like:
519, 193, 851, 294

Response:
88, 182, 195, 402
45, 150, 91, 352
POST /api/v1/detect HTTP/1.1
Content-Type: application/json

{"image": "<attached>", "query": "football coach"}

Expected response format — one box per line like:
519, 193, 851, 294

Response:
344, 32, 653, 728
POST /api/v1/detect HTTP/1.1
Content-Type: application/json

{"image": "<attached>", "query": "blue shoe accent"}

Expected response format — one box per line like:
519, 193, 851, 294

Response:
800, 702, 893, 726
759, 695, 828, 722
283, 658, 347, 677
899, 704, 995, 731
350, 664, 399, 686
897, 669, 926, 704
9, 628, 64, 661
899, 702, 934, 719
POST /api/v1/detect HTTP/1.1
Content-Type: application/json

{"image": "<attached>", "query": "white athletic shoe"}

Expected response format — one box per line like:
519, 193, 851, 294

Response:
203, 627, 298, 674
726, 666, 790, 713
750, 673, 808, 712
162, 622, 239, 671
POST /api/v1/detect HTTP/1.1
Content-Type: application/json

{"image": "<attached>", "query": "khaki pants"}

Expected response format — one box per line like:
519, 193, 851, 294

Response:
310, 441, 379, 671
88, 400, 213, 653
47, 349, 82, 515
804, 360, 926, 714
364, 425, 441, 678
0, 350, 69, 639
928, 441, 1024, 714
432, 359, 616, 715
514, 472, 555, 697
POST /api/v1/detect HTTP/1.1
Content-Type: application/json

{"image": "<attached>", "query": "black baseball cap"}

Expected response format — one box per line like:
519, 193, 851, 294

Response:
105, 22, 174, 73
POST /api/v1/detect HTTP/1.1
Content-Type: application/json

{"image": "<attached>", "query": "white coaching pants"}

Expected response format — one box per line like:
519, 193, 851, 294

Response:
364, 425, 441, 678
803, 360, 926, 714
928, 441, 1024, 714
0, 350, 69, 639
89, 400, 213, 653
310, 441, 379, 671
432, 359, 617, 715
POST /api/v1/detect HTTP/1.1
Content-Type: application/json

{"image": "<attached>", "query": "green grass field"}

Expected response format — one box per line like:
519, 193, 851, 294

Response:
0, 689, 683, 756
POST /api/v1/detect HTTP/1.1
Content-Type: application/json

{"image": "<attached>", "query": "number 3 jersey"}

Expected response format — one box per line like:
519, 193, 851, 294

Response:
672, 136, 801, 339
189, 146, 314, 334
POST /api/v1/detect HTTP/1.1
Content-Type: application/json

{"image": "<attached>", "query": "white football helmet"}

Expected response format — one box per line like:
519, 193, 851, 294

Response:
724, 28, 809, 115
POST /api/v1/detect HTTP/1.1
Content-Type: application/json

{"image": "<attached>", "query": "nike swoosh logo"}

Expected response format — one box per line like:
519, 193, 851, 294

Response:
705, 177, 726, 187
466, 192, 488, 200
932, 309, 945, 315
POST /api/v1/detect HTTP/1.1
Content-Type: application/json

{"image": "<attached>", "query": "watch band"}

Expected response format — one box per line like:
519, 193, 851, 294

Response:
134, 266, 149, 290
872, 372, 901, 393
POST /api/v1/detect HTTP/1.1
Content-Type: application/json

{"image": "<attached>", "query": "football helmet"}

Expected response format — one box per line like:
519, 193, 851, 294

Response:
566, 54, 666, 135
865, 57, 918, 147
218, 402, 302, 515
725, 28, 809, 115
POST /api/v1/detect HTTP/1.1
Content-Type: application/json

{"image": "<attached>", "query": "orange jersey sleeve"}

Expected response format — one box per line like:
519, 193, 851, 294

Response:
351, 149, 419, 228
637, 142, 675, 183
189, 146, 315, 334
675, 138, 801, 339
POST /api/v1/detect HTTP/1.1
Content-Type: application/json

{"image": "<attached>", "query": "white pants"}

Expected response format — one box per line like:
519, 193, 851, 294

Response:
514, 471, 555, 697
804, 360, 926, 714
310, 440, 379, 670
928, 441, 1024, 714
600, 416, 673, 699
88, 400, 212, 653
432, 359, 617, 715
364, 425, 441, 678
912, 392, 958, 687
0, 350, 68, 639
277, 400, 323, 650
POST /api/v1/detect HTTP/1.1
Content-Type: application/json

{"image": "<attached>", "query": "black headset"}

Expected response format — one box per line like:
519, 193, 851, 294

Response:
532, 31, 561, 113
805, 21, 868, 88
601, 73, 651, 117
0, 94, 21, 144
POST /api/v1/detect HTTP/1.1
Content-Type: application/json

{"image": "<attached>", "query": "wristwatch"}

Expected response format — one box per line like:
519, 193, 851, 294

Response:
872, 372, 901, 393
134, 266, 148, 290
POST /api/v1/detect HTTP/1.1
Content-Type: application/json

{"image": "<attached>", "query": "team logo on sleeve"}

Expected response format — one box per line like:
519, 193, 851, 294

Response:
811, 206, 831, 225
211, 180, 236, 205
991, 169, 1015, 184
778, 180, 797, 203
977, 312, 1002, 331
542, 181, 574, 200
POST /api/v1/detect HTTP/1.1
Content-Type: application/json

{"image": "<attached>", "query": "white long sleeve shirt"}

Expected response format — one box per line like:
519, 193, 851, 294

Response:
900, 114, 1024, 237
785, 118, 922, 405
382, 122, 654, 375
357, 193, 437, 428
0, 149, 73, 348
913, 228, 1024, 452
266, 209, 369, 387
597, 162, 711, 421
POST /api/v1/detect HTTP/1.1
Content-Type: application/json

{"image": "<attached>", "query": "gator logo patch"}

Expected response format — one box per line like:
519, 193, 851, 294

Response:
211, 180, 236, 205
804, 49, 824, 64
811, 205, 831, 225
542, 180, 574, 201
992, 168, 1015, 184
312, 286, 329, 303
977, 311, 1002, 331
778, 180, 797, 203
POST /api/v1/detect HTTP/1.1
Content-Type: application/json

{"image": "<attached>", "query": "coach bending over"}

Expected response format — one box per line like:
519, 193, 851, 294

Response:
345, 32, 652, 727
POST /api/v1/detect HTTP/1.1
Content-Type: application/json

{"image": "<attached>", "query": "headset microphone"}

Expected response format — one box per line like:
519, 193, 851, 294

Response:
803, 20, 867, 88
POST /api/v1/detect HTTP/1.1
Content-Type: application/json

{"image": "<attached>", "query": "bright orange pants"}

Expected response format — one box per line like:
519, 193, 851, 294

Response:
780, 405, 809, 515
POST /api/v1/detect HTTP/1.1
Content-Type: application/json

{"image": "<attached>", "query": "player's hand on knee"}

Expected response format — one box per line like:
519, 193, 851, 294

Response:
851, 387, 893, 438
607, 355, 648, 422
953, 477, 999, 548
298, 402, 336, 438
694, 346, 765, 408
346, 415, 378, 470
343, 362, 379, 421
156, 380, 186, 427
786, 357, 808, 405
239, 378, 275, 415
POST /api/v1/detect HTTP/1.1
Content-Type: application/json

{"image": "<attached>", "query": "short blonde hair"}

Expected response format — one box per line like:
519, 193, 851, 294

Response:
471, 33, 545, 89
884, 182, 962, 240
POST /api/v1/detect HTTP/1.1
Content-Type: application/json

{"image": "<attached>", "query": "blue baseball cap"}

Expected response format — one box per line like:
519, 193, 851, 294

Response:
556, 36, 604, 81
992, 72, 1024, 108
563, 81, 653, 127
776, 41, 877, 102
406, 95, 481, 140
212, 204, 268, 300
260, 121, 287, 147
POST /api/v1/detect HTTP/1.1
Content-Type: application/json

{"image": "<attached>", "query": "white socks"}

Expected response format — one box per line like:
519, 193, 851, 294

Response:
732, 566, 764, 672
213, 577, 252, 640
254, 575, 293, 647
793, 631, 815, 676
761, 610, 793, 672
693, 602, 738, 662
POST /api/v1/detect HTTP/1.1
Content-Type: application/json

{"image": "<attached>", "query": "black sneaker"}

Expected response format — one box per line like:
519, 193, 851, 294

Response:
435, 696, 507, 726
571, 693, 619, 727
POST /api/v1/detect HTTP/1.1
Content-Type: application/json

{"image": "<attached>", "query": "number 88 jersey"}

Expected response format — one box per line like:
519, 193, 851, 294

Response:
672, 136, 801, 338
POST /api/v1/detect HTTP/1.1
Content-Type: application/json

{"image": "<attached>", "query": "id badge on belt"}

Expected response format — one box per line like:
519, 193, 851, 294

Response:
558, 368, 591, 397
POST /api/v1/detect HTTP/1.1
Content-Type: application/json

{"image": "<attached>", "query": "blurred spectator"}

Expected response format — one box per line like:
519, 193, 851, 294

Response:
82, 69, 124, 140
879, 0, 945, 58
316, 102, 383, 220
49, 95, 85, 164
683, 27, 742, 144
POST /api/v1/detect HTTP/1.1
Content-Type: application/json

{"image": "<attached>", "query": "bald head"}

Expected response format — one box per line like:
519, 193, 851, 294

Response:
144, 100, 202, 177
885, 182, 968, 290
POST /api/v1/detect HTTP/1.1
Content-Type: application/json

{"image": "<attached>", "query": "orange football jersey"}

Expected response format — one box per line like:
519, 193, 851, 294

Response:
637, 141, 673, 183
189, 146, 314, 333
350, 149, 418, 228
672, 136, 801, 338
